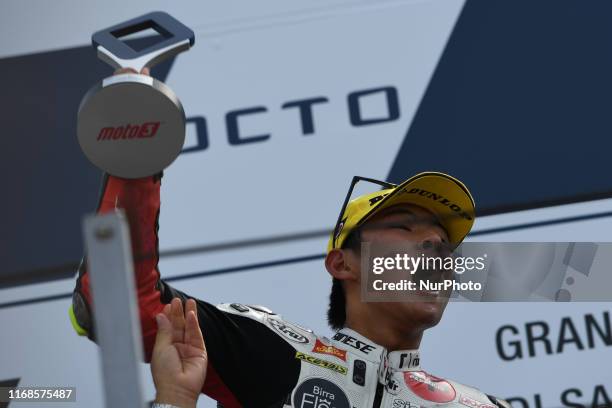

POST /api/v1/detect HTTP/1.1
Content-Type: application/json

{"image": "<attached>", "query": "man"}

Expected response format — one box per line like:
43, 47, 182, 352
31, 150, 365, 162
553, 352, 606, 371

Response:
70, 165, 509, 407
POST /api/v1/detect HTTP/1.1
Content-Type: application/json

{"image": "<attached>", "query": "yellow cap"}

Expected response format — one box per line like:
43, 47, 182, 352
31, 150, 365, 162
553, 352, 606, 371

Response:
327, 172, 475, 252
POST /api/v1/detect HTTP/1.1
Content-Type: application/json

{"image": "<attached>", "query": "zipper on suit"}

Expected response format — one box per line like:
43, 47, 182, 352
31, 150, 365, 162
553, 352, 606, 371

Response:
371, 382, 384, 408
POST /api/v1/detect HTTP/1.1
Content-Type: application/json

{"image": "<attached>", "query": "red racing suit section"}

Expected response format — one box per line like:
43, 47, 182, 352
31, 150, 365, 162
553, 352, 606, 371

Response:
71, 174, 300, 407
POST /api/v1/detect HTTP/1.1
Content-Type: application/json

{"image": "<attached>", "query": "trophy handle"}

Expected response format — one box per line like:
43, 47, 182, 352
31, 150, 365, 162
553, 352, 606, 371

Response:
92, 11, 195, 72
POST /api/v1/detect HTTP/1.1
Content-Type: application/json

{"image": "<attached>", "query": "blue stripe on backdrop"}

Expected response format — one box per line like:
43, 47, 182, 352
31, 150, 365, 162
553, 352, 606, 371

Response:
2, 209, 610, 310
387, 0, 612, 210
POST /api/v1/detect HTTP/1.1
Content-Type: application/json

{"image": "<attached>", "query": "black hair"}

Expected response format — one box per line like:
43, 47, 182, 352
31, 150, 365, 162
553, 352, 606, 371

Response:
327, 229, 361, 330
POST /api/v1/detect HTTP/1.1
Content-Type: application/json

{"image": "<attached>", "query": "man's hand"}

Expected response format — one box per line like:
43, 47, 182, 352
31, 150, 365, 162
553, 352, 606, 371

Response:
152, 298, 207, 408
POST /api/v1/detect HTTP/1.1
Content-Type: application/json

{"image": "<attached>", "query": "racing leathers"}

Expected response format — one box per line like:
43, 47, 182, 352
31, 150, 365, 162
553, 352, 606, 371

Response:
70, 174, 510, 408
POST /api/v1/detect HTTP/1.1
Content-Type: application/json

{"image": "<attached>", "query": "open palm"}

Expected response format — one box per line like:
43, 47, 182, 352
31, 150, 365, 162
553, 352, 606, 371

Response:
152, 298, 207, 407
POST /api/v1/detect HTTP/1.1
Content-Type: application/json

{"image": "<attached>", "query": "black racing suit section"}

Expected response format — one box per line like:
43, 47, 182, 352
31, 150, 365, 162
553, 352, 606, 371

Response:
161, 284, 301, 407
71, 174, 300, 407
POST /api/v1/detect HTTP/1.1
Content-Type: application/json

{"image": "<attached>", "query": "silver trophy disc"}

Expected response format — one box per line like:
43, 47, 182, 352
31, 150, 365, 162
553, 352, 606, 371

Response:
77, 12, 195, 178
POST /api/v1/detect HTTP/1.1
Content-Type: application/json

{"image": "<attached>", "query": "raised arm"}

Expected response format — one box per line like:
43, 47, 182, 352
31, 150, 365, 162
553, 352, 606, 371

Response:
70, 172, 166, 359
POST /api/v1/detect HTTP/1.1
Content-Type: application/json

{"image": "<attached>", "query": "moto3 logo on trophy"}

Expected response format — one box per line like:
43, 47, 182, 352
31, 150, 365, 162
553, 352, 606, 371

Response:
96, 122, 161, 141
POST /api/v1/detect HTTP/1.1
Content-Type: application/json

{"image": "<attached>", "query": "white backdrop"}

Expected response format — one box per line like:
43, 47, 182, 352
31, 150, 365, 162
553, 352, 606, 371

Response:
0, 1, 611, 407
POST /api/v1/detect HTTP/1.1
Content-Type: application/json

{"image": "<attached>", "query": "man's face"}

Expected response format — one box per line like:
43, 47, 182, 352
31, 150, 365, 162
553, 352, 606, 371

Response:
349, 204, 453, 330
